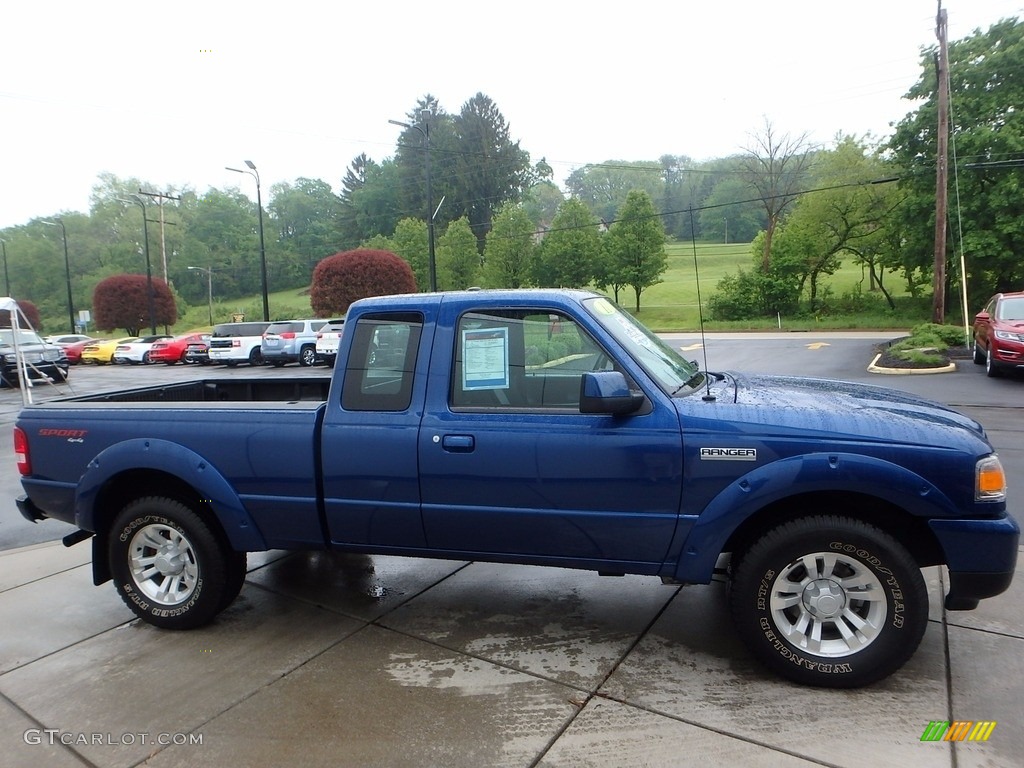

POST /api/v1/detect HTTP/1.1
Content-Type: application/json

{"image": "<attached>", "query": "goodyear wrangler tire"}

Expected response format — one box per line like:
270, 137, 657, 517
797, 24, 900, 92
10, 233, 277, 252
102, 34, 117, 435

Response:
109, 497, 239, 629
730, 516, 928, 688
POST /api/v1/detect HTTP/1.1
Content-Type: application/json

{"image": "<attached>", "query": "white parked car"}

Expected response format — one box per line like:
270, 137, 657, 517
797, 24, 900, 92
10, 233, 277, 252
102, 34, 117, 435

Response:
45, 333, 93, 347
314, 319, 346, 367
112, 335, 172, 365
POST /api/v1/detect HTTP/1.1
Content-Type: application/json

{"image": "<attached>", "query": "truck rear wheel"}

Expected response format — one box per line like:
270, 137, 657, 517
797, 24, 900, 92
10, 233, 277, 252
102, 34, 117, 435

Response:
109, 497, 243, 629
729, 516, 928, 688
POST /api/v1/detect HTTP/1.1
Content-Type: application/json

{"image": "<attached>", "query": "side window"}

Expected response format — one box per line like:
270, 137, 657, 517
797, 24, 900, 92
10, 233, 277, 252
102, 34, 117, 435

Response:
341, 312, 423, 412
451, 309, 617, 411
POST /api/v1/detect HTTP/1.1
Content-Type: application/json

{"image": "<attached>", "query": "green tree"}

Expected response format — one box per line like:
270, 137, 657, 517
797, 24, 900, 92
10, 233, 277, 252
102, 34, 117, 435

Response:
178, 189, 261, 301
742, 119, 817, 271
339, 154, 403, 247
771, 137, 900, 311
565, 161, 663, 226
521, 180, 564, 231
698, 169, 765, 244
534, 198, 602, 288
453, 93, 534, 249
605, 190, 667, 312
390, 217, 429, 290
436, 217, 479, 290
888, 16, 1024, 307
482, 204, 536, 289
269, 178, 344, 285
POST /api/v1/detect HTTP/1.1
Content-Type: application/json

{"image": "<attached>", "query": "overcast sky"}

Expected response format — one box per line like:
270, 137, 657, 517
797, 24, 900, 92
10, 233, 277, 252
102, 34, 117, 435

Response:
1, 0, 1021, 229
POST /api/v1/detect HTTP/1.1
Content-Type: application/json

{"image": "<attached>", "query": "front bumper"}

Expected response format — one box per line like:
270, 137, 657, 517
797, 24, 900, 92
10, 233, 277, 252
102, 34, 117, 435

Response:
930, 515, 1020, 610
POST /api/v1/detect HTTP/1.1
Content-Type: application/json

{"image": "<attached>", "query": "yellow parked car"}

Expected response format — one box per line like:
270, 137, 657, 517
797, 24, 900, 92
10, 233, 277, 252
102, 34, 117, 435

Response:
80, 337, 136, 365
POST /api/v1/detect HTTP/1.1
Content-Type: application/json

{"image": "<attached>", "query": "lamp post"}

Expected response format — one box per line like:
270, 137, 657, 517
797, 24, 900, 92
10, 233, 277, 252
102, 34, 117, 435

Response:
187, 266, 214, 326
41, 220, 75, 333
0, 239, 9, 296
226, 161, 269, 321
117, 196, 157, 335
389, 111, 436, 291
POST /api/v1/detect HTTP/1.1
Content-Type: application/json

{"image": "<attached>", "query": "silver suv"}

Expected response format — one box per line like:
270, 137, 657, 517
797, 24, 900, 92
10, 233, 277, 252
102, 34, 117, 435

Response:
261, 319, 328, 367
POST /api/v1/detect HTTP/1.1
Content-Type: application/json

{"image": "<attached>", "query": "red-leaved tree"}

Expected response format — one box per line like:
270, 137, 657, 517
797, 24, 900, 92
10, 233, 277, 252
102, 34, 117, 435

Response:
0, 299, 42, 330
93, 275, 177, 335
310, 249, 418, 316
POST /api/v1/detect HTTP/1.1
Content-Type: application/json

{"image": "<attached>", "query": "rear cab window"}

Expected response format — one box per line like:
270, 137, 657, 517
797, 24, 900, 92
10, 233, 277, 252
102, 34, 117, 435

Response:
341, 312, 424, 412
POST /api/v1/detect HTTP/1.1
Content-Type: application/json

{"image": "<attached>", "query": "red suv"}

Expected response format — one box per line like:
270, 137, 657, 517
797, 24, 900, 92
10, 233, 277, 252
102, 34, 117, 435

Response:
973, 291, 1024, 377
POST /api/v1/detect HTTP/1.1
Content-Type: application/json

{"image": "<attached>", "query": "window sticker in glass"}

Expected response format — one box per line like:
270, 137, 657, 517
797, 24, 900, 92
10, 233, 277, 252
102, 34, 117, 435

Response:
462, 327, 510, 391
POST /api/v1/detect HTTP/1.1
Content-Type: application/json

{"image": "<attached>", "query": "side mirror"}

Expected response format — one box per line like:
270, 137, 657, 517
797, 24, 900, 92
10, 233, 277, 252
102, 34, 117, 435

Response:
974, 311, 990, 322
579, 371, 645, 415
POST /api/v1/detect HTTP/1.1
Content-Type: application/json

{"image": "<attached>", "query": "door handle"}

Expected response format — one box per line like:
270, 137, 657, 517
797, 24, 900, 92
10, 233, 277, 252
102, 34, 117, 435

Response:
441, 435, 475, 453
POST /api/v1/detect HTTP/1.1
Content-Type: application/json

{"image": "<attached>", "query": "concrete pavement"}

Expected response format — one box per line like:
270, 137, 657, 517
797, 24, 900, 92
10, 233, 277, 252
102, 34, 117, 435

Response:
1, 537, 1021, 767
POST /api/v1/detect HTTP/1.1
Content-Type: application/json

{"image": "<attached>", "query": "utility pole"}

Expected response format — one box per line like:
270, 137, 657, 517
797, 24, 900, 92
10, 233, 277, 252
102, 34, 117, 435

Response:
932, 1, 949, 324
139, 189, 181, 287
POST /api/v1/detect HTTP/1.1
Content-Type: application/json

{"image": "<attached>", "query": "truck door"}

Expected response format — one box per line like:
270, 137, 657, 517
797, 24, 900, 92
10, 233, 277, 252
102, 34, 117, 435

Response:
320, 311, 428, 548
418, 307, 682, 570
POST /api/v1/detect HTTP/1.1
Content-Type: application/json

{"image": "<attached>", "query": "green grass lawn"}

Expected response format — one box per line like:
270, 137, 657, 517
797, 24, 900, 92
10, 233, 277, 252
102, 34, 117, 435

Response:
631, 241, 926, 332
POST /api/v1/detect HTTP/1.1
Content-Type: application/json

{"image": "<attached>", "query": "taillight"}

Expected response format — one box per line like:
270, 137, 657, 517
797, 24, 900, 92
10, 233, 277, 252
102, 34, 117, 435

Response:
14, 426, 30, 475
280, 332, 296, 339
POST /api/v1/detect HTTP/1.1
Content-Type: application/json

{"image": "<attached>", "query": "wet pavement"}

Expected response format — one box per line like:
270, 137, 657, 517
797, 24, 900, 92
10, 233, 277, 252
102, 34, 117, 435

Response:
1, 541, 1021, 767
2, 343, 1022, 767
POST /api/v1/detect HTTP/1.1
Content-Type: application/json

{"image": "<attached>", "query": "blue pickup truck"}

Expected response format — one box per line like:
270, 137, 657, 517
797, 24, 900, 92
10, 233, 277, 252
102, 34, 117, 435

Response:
14, 290, 1018, 687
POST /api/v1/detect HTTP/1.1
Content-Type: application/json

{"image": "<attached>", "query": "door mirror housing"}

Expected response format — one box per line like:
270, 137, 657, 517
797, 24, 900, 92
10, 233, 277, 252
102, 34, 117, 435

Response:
579, 371, 645, 415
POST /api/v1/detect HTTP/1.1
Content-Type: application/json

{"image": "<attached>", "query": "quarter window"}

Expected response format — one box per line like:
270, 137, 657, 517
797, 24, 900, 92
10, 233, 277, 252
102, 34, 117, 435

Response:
341, 313, 423, 412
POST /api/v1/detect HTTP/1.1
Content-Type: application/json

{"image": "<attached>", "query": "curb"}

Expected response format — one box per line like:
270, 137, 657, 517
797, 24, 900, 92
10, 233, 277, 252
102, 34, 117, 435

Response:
867, 353, 958, 375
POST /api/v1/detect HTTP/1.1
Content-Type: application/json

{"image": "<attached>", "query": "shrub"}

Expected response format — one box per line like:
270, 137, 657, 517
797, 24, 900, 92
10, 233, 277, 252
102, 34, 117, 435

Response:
93, 275, 177, 334
310, 249, 418, 316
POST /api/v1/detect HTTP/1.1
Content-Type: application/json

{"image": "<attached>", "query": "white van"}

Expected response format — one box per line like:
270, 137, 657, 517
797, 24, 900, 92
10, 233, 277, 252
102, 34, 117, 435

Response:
207, 321, 271, 366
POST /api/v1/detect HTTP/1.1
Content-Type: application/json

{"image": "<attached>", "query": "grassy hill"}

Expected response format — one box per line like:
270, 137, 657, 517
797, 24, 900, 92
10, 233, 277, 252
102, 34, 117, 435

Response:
88, 241, 934, 336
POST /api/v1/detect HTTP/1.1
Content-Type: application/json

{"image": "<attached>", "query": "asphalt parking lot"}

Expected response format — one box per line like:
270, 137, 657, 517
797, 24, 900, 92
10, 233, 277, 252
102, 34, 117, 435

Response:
1, 338, 1021, 768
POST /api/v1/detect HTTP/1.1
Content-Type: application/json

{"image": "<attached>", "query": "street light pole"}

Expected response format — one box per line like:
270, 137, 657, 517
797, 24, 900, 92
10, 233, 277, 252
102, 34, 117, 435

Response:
117, 197, 157, 335
0, 239, 10, 295
389, 111, 436, 291
42, 220, 75, 333
187, 266, 214, 326
226, 161, 269, 321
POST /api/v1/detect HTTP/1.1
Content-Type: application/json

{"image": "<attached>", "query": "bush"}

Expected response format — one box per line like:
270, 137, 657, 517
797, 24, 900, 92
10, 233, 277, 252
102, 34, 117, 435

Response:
310, 249, 418, 316
708, 269, 800, 321
910, 323, 966, 348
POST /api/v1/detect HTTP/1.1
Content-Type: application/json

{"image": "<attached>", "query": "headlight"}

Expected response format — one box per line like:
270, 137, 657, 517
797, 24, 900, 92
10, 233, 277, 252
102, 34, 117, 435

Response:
976, 455, 1007, 502
994, 330, 1023, 342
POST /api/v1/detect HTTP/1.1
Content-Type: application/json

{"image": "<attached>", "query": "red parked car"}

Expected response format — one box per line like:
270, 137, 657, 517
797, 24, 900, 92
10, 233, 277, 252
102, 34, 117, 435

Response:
62, 337, 97, 365
148, 332, 209, 365
973, 291, 1024, 377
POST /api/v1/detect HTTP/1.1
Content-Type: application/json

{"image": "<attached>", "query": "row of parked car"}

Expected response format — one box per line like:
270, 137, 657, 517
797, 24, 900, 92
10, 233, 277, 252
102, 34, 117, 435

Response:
50, 318, 347, 370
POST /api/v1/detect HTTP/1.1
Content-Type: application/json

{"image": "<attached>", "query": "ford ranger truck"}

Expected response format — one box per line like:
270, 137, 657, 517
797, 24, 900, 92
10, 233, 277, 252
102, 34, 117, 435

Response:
13, 290, 1018, 688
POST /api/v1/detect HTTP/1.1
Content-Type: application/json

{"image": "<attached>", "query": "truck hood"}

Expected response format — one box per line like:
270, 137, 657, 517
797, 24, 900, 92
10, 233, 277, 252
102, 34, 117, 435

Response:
684, 372, 988, 449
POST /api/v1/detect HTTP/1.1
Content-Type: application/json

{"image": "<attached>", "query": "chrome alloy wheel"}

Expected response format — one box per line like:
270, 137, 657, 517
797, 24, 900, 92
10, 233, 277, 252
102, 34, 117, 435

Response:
127, 523, 200, 606
769, 551, 887, 657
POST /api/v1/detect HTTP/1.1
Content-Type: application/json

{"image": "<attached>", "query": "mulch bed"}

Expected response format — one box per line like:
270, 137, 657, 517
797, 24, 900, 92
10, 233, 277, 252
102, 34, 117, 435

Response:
873, 341, 971, 370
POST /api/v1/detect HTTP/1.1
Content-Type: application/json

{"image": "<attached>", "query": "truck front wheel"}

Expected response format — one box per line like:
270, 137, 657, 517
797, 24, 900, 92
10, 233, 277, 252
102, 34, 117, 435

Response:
729, 516, 928, 688
109, 497, 243, 629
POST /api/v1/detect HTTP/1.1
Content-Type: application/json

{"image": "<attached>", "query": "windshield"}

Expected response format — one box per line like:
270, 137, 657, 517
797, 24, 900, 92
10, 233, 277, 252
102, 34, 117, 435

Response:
997, 297, 1024, 321
0, 329, 45, 347
582, 297, 704, 395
